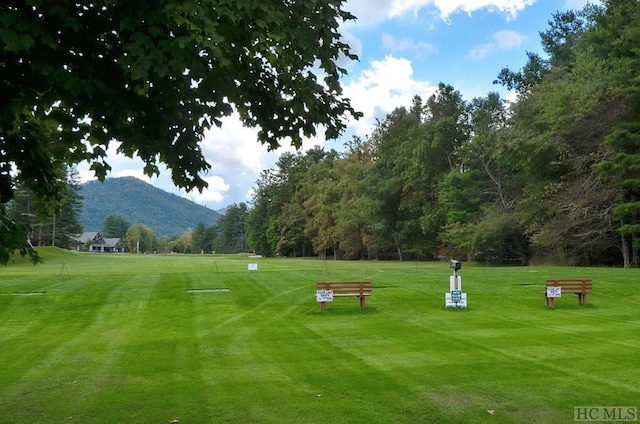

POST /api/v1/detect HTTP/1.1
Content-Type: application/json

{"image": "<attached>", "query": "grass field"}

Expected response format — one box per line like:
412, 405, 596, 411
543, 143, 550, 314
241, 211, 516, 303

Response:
1, 248, 639, 423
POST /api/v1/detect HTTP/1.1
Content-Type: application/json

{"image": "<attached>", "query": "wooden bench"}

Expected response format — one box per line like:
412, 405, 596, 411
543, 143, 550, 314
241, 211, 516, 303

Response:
543, 279, 593, 307
316, 281, 372, 310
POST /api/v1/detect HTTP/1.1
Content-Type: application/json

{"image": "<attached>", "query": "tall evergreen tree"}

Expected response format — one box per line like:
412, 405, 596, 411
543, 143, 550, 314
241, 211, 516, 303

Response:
7, 167, 83, 249
192, 222, 209, 254
102, 214, 131, 238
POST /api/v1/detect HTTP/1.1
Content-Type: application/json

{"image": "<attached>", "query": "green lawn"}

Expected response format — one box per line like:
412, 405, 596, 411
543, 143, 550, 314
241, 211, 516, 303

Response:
1, 248, 638, 423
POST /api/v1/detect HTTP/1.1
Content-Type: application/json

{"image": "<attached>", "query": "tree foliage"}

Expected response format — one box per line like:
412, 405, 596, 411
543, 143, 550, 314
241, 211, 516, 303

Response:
102, 214, 131, 238
6, 166, 82, 256
242, 1, 640, 266
124, 223, 156, 253
0, 0, 360, 263
0, 206, 38, 264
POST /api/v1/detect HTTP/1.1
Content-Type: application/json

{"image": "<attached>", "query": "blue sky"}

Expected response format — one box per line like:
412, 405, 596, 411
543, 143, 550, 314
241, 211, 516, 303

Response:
78, 0, 595, 212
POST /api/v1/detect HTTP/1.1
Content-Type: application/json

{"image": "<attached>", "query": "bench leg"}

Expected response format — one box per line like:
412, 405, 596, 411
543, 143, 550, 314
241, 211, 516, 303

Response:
545, 296, 555, 307
360, 296, 365, 308
321, 301, 326, 311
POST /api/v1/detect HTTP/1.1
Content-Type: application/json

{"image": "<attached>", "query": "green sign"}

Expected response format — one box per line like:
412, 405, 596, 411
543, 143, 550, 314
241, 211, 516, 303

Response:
451, 290, 462, 302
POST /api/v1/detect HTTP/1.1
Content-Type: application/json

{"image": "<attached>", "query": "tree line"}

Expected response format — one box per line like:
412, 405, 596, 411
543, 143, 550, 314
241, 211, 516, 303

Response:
100, 203, 248, 255
245, 1, 640, 267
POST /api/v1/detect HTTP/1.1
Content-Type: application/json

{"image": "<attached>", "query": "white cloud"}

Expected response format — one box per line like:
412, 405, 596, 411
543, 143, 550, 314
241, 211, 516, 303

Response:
376, 0, 536, 20
182, 175, 229, 204
343, 0, 395, 27
113, 167, 151, 181
194, 115, 278, 206
343, 55, 437, 136
431, 0, 536, 19
382, 33, 438, 57
347, 0, 537, 21
188, 111, 327, 207
466, 29, 526, 60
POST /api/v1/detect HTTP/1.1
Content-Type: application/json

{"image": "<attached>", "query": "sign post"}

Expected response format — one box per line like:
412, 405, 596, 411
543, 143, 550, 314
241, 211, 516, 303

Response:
445, 260, 467, 308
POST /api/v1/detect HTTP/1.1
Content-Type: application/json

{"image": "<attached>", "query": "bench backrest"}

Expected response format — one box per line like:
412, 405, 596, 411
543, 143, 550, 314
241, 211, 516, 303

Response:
545, 279, 592, 293
316, 281, 372, 297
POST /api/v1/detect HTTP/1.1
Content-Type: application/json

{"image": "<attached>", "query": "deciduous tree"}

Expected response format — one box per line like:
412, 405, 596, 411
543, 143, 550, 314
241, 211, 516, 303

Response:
124, 223, 156, 253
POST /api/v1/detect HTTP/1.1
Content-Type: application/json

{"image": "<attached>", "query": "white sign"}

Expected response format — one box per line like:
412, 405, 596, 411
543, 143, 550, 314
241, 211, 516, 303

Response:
445, 292, 467, 308
316, 290, 334, 303
546, 287, 562, 298
248, 263, 258, 271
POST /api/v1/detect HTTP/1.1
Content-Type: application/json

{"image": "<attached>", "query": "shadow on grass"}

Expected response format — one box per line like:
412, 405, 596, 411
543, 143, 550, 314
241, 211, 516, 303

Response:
440, 306, 473, 313
541, 302, 599, 311
306, 306, 381, 316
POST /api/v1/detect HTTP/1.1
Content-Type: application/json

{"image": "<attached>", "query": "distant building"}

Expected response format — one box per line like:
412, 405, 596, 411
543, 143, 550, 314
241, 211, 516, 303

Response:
103, 238, 126, 253
72, 232, 126, 253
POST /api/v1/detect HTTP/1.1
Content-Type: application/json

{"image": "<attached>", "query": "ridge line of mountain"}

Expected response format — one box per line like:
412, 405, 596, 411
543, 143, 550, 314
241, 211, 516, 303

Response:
79, 176, 221, 237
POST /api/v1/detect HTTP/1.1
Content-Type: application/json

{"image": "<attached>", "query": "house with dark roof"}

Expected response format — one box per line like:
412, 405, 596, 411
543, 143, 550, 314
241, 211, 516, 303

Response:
73, 232, 126, 253
103, 238, 126, 253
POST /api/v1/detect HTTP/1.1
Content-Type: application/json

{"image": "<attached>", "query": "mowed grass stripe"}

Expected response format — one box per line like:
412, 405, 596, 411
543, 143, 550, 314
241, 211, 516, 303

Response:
194, 284, 440, 423
189, 267, 427, 423
0, 274, 125, 382
0, 273, 160, 421
1, 249, 639, 423
73, 273, 209, 423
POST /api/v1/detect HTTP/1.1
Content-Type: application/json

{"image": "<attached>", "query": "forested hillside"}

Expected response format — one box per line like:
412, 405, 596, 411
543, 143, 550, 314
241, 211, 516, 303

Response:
80, 177, 220, 237
246, 1, 640, 267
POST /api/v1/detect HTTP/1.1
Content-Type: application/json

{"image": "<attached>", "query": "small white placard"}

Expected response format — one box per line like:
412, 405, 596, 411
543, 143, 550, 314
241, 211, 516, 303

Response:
546, 287, 561, 298
316, 290, 334, 303
248, 263, 258, 271
445, 292, 467, 308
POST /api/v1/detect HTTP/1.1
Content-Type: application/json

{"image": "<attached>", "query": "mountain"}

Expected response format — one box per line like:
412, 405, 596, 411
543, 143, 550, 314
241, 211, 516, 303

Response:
79, 177, 220, 237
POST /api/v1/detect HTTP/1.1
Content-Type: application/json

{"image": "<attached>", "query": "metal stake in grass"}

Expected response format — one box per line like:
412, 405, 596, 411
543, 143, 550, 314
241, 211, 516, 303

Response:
208, 261, 219, 276
320, 258, 329, 274
58, 263, 70, 280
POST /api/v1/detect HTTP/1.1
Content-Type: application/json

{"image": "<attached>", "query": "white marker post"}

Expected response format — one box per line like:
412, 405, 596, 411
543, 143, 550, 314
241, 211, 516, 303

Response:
445, 260, 467, 308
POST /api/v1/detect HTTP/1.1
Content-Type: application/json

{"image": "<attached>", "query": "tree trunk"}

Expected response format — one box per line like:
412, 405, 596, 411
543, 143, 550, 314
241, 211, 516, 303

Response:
51, 215, 56, 247
393, 233, 403, 261
621, 233, 631, 268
